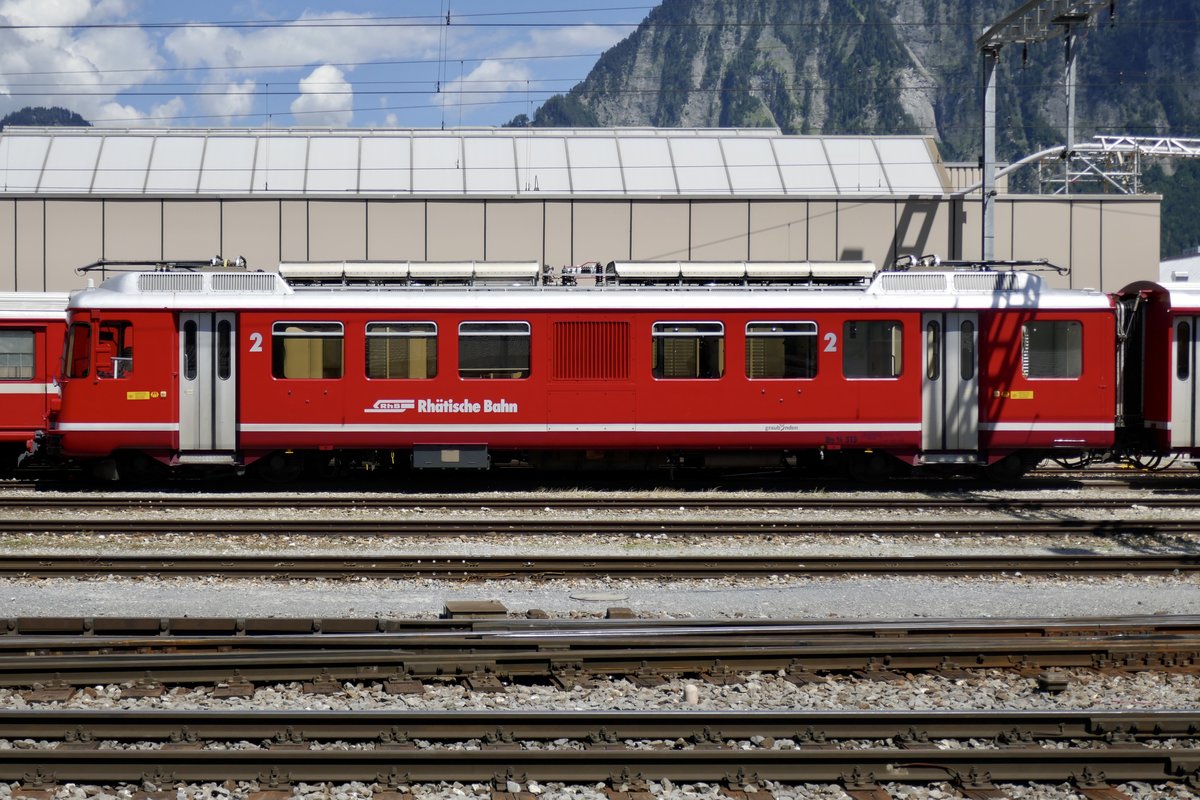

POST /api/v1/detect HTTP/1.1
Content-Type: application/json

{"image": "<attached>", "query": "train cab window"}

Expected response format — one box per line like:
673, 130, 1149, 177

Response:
271, 322, 344, 379
367, 322, 438, 379
0, 330, 35, 380
843, 320, 902, 379
96, 321, 134, 379
652, 322, 724, 379
458, 321, 530, 379
745, 322, 817, 379
65, 323, 91, 379
1022, 320, 1082, 379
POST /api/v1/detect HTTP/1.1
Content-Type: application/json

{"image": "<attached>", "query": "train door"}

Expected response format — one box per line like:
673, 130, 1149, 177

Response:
178, 312, 237, 460
1171, 316, 1200, 449
921, 311, 978, 454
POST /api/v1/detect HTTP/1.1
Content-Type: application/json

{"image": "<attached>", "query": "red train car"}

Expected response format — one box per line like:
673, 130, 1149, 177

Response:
0, 293, 68, 470
45, 262, 1116, 480
1116, 279, 1200, 462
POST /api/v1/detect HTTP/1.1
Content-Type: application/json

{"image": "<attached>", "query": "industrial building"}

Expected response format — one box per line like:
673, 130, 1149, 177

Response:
0, 126, 1159, 291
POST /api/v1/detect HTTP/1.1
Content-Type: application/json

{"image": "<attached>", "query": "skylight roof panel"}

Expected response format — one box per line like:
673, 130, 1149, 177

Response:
463, 136, 517, 193
92, 136, 153, 193
514, 136, 570, 193
619, 136, 676, 194
876, 138, 944, 194
359, 136, 411, 193
39, 136, 101, 192
825, 138, 889, 194
145, 136, 205, 193
722, 138, 783, 194
670, 138, 729, 194
306, 137, 359, 193
566, 137, 623, 194
0, 135, 51, 192
198, 136, 256, 194
772, 138, 837, 194
412, 136, 463, 193
251, 136, 307, 193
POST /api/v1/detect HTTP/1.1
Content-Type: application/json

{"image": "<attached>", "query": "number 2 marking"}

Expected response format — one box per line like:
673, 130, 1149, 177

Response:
823, 332, 838, 353
249, 332, 263, 352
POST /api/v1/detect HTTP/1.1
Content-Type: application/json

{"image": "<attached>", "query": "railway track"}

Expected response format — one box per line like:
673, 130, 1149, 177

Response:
4, 516, 1200, 536
3, 616, 1198, 690
0, 710, 1197, 790
3, 490, 1200, 513
0, 552, 1196, 578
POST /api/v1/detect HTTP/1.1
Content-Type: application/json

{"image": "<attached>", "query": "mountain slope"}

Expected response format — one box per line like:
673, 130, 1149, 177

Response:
520, 0, 1200, 192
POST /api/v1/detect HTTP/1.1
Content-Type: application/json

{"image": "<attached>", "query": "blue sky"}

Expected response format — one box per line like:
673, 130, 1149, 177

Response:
0, 1, 653, 127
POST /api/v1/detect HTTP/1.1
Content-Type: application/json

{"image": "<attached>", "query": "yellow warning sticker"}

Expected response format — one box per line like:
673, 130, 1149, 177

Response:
992, 390, 1034, 400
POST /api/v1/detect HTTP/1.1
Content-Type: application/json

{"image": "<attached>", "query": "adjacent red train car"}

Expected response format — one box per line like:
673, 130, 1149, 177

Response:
44, 262, 1116, 480
1116, 280, 1200, 462
0, 293, 68, 471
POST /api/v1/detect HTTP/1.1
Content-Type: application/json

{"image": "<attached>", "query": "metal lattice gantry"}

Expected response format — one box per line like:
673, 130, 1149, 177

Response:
1040, 136, 1200, 195
976, 0, 1113, 260
977, 0, 1113, 48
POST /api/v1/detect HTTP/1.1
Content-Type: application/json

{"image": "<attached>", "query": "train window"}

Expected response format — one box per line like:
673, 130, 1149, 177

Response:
745, 322, 817, 379
925, 321, 941, 381
366, 322, 438, 379
458, 321, 530, 379
653, 322, 724, 379
217, 320, 232, 381
960, 320, 975, 381
97, 321, 134, 379
1178, 321, 1192, 381
0, 330, 34, 381
271, 322, 344, 379
843, 320, 902, 379
1021, 320, 1082, 379
65, 323, 91, 379
183, 321, 198, 380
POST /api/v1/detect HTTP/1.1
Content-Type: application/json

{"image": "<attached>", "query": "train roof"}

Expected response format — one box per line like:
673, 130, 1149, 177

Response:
68, 267, 1112, 313
1121, 279, 1200, 310
0, 292, 69, 320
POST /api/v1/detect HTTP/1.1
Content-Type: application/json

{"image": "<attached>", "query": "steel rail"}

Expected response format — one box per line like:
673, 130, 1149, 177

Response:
2, 633, 1197, 688
3, 517, 1200, 536
0, 745, 1196, 785
2, 708, 1197, 743
6, 613, 1198, 641
0, 493, 1197, 511
0, 553, 1195, 579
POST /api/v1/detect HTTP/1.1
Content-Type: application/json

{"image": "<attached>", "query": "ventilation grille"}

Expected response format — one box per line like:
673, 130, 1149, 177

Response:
875, 273, 948, 293
554, 321, 629, 380
137, 273, 204, 293
211, 272, 281, 293
954, 272, 1020, 292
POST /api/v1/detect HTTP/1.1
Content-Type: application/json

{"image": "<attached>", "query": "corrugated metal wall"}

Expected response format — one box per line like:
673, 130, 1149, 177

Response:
0, 195, 1160, 292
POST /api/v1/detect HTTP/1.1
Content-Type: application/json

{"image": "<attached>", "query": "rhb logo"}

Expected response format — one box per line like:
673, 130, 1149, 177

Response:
368, 399, 416, 413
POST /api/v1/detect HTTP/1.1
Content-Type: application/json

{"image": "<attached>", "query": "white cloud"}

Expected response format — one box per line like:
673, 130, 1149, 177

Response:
0, 0, 164, 123
165, 12, 440, 75
432, 25, 629, 122
290, 64, 352, 127
200, 79, 258, 122
436, 59, 535, 120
